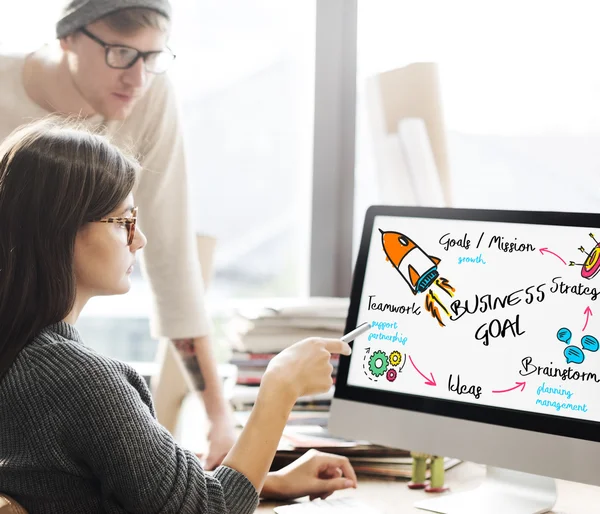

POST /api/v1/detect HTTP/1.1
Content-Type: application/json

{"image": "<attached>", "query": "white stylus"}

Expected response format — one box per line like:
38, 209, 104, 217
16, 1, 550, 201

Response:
340, 322, 372, 343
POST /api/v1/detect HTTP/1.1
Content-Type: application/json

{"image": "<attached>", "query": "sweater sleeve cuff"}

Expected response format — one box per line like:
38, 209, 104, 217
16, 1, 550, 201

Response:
212, 465, 259, 514
149, 309, 212, 341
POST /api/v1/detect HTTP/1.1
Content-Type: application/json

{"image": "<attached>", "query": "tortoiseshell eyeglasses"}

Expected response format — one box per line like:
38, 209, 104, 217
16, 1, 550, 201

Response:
96, 206, 138, 246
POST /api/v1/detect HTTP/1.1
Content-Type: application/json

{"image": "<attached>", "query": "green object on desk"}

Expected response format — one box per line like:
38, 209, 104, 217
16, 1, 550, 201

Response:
410, 452, 428, 488
413, 455, 427, 483
429, 456, 445, 488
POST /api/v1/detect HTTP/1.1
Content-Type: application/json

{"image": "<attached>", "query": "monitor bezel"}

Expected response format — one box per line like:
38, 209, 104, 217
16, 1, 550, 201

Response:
335, 205, 600, 443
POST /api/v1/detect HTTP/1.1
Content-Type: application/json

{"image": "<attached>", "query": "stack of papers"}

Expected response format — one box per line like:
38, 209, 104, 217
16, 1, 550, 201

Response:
226, 297, 349, 354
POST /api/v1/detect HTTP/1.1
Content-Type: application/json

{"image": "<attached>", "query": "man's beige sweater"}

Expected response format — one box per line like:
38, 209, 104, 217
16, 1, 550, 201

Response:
0, 50, 209, 340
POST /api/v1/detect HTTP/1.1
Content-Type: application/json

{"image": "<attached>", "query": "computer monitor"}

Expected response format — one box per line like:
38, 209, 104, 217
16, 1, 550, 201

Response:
329, 205, 600, 514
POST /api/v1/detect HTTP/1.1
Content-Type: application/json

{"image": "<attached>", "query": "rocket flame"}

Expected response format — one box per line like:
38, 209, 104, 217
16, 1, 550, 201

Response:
425, 291, 445, 327
424, 277, 455, 327
435, 277, 455, 297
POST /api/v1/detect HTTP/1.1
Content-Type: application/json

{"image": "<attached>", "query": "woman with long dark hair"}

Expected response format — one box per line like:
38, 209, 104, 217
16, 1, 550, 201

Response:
0, 118, 356, 513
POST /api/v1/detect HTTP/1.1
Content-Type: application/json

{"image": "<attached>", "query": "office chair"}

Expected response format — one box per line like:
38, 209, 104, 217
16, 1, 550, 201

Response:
364, 61, 452, 207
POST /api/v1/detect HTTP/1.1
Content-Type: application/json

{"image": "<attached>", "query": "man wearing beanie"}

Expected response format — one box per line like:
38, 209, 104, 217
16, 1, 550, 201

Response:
0, 0, 241, 493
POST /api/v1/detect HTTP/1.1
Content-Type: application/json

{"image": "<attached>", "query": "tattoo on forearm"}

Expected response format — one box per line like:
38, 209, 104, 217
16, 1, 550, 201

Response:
173, 338, 206, 391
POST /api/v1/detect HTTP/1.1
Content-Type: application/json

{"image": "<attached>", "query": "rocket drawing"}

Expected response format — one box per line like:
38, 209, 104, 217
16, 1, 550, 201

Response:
379, 229, 441, 294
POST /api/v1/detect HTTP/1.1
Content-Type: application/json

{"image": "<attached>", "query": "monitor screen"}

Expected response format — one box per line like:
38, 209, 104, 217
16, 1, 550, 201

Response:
336, 206, 600, 443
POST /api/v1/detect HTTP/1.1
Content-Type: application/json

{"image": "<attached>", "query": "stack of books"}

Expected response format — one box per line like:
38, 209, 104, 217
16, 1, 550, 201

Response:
225, 297, 347, 396
230, 352, 340, 389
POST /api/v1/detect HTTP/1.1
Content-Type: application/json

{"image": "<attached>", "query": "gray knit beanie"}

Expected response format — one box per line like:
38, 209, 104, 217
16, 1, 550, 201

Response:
56, 0, 172, 38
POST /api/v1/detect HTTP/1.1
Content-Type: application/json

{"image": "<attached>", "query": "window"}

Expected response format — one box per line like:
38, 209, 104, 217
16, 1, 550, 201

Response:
354, 0, 600, 239
168, 0, 315, 302
2, 1, 316, 363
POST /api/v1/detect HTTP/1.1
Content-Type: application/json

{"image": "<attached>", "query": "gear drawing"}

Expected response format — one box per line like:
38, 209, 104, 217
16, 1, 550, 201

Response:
368, 350, 389, 377
386, 368, 397, 382
389, 350, 402, 367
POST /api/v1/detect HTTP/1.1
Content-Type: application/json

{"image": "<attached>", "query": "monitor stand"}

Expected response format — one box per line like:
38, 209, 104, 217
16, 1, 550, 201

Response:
413, 466, 557, 514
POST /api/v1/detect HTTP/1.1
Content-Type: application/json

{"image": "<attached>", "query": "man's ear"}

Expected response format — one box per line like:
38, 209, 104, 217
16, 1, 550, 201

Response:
59, 34, 75, 51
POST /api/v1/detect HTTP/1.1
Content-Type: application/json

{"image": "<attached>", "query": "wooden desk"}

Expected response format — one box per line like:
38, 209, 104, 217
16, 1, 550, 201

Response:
256, 461, 600, 513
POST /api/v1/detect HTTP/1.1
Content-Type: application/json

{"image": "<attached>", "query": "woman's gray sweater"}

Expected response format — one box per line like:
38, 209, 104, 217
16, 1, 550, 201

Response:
0, 322, 259, 513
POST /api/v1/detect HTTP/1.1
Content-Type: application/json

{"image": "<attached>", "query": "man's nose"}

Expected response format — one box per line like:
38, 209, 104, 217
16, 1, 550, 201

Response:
121, 57, 147, 88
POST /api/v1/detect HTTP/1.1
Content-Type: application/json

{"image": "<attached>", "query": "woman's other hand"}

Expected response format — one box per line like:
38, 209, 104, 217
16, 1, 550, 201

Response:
261, 449, 358, 501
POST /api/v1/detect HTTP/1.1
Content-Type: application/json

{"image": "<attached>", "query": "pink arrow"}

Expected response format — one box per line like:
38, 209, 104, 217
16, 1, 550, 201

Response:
492, 382, 526, 394
583, 307, 593, 331
408, 356, 436, 386
539, 247, 567, 265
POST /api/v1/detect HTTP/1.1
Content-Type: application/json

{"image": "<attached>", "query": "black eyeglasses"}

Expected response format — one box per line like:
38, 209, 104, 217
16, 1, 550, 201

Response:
80, 28, 176, 74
